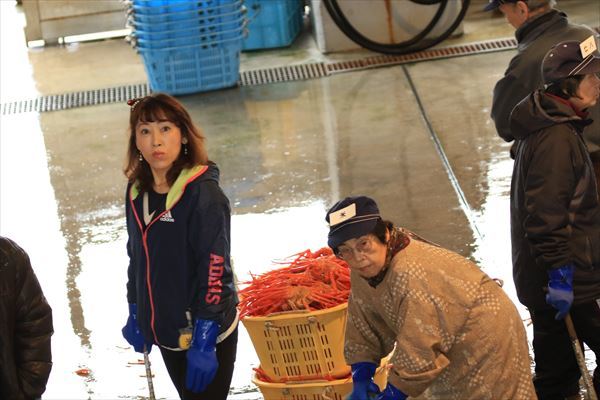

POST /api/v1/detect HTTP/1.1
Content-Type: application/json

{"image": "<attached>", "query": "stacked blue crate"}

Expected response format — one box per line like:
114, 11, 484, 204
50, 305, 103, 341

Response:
126, 0, 246, 95
242, 0, 303, 51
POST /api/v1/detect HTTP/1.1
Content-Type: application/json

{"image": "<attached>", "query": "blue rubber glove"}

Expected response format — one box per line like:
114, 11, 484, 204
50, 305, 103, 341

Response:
346, 362, 381, 400
546, 264, 574, 320
122, 303, 152, 353
186, 319, 219, 393
375, 383, 408, 400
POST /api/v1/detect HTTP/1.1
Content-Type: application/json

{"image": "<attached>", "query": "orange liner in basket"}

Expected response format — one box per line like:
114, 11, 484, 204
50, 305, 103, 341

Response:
252, 360, 389, 400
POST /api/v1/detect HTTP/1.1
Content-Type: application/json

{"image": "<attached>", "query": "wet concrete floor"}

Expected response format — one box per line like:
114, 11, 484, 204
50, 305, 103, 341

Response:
1, 0, 599, 399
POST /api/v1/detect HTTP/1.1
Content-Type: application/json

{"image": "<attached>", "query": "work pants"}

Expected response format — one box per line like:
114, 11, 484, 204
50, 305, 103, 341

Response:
159, 326, 238, 400
530, 301, 600, 400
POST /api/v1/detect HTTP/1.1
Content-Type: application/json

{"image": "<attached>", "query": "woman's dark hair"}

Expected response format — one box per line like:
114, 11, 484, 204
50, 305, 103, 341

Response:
372, 219, 394, 244
545, 75, 584, 100
123, 93, 208, 192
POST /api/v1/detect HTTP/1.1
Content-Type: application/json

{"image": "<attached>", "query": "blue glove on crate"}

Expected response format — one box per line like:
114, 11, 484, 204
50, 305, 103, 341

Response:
122, 303, 152, 353
375, 383, 408, 400
186, 319, 219, 393
346, 362, 381, 400
546, 264, 574, 320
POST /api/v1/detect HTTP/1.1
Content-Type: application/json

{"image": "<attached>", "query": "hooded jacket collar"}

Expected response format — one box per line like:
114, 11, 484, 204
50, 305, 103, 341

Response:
510, 90, 592, 140
515, 9, 565, 44
130, 163, 219, 210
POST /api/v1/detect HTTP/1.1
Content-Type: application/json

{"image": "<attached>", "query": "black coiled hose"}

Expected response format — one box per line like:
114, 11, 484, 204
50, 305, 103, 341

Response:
322, 0, 470, 55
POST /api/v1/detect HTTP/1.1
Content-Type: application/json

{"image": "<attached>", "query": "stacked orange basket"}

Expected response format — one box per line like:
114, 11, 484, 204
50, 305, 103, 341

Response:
239, 248, 388, 399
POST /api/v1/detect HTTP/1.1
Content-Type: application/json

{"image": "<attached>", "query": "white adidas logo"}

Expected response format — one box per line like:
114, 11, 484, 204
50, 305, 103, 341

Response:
160, 210, 175, 223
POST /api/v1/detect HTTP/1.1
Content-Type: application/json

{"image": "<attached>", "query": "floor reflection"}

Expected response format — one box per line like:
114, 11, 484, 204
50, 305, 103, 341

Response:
2, 5, 599, 393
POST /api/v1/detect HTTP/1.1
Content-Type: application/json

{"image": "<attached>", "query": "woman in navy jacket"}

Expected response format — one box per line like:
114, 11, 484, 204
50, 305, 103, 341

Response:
121, 93, 238, 400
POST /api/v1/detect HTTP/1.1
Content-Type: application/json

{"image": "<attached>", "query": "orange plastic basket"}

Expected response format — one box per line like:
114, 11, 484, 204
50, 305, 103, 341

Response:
242, 303, 349, 382
252, 361, 388, 400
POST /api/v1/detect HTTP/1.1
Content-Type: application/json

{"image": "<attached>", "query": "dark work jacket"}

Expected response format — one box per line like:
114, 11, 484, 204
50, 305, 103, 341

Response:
510, 91, 600, 310
125, 163, 238, 348
491, 10, 600, 154
0, 237, 53, 400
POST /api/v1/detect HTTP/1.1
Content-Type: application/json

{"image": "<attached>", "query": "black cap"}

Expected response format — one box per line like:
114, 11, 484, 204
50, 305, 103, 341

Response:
483, 0, 520, 12
542, 39, 600, 84
326, 196, 381, 249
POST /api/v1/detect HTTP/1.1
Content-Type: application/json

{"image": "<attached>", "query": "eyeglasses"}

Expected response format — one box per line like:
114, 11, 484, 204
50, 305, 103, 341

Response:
336, 236, 375, 261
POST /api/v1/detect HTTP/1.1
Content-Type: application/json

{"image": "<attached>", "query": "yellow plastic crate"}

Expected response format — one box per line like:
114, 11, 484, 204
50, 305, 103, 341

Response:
242, 303, 349, 382
252, 362, 388, 400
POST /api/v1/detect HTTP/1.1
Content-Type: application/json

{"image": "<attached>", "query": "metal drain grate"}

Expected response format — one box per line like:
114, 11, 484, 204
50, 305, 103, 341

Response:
326, 37, 518, 74
2, 30, 597, 116
1, 83, 150, 115
239, 62, 328, 86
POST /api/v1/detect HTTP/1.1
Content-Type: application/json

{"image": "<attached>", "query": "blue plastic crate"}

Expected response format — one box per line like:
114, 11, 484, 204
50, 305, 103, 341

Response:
132, 1, 197, 15
133, 14, 245, 41
133, 0, 222, 6
134, 24, 245, 49
242, 0, 303, 50
138, 36, 243, 95
130, 1, 243, 29
130, 8, 245, 34
131, 0, 240, 16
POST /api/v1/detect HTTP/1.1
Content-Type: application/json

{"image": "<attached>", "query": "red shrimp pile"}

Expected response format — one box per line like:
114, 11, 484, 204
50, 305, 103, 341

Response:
238, 247, 351, 318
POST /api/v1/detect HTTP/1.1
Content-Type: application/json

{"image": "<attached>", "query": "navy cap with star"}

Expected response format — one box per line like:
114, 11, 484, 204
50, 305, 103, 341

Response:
326, 196, 381, 249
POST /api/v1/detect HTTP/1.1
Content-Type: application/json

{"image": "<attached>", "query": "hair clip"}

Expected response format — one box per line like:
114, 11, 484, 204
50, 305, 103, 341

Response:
127, 97, 143, 111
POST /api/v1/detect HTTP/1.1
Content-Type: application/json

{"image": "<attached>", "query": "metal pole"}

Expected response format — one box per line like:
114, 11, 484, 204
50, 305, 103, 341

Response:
565, 314, 598, 400
143, 345, 156, 400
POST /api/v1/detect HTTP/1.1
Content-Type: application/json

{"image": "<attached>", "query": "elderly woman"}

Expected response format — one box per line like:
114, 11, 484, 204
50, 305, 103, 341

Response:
509, 38, 600, 399
325, 196, 535, 400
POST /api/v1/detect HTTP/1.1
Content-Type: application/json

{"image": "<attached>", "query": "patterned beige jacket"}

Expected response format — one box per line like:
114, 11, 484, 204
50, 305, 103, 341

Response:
344, 236, 536, 399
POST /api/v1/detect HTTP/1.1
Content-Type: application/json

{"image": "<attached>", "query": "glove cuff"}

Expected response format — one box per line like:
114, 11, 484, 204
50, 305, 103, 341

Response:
191, 319, 219, 351
351, 361, 377, 382
547, 264, 574, 282
128, 303, 137, 317
382, 382, 408, 400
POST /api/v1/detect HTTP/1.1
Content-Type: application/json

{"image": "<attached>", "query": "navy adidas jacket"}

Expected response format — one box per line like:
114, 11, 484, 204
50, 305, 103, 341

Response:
125, 163, 238, 348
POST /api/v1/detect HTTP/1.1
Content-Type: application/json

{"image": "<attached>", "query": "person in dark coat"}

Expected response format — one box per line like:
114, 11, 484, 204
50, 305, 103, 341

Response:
485, 0, 600, 187
0, 236, 53, 399
509, 38, 600, 400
